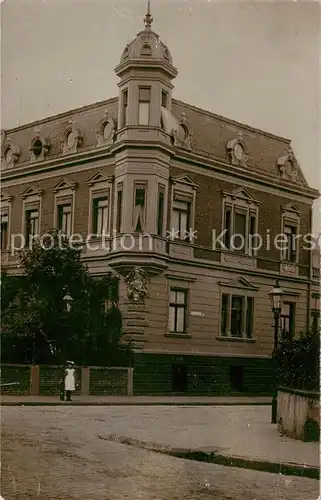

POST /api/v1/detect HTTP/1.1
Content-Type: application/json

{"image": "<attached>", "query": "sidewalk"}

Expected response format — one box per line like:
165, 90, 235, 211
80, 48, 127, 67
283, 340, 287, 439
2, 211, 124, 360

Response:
0, 394, 272, 406
94, 405, 319, 479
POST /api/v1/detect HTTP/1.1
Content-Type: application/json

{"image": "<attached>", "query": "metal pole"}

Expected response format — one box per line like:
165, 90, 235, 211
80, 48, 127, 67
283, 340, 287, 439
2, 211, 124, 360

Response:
271, 311, 279, 424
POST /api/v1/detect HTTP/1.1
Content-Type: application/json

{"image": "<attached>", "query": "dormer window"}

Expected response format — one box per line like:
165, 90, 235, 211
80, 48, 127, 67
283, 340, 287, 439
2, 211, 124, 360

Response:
141, 43, 152, 56
32, 139, 43, 158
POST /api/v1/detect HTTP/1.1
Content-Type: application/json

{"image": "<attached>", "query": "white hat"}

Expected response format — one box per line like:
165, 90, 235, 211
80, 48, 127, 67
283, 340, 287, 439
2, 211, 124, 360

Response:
66, 360, 74, 365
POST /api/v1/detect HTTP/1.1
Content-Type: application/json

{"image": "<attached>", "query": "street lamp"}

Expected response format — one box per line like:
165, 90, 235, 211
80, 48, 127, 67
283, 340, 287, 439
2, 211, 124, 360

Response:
268, 280, 284, 424
63, 293, 73, 312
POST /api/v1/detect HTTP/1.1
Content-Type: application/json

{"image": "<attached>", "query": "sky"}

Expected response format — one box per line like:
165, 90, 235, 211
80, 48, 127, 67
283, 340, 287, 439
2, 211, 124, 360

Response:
1, 0, 320, 229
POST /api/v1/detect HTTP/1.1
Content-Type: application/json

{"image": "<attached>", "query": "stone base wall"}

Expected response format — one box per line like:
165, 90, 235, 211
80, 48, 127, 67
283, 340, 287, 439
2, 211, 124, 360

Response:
0, 364, 131, 396
277, 387, 320, 441
133, 353, 273, 395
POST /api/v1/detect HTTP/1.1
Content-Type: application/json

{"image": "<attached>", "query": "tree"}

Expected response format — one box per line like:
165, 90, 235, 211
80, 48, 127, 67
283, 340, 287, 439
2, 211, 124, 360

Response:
1, 231, 123, 365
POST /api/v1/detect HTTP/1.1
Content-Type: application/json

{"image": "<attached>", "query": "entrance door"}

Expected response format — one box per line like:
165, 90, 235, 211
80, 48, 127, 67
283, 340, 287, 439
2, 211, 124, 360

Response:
230, 365, 244, 392
172, 364, 187, 393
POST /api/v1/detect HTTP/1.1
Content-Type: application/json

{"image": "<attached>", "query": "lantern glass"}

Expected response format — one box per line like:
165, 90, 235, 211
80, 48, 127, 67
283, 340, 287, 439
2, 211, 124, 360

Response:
63, 294, 73, 312
268, 281, 284, 314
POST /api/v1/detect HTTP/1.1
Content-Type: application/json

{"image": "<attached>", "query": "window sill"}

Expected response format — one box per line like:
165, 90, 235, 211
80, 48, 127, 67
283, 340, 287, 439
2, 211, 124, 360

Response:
165, 333, 192, 339
216, 336, 255, 343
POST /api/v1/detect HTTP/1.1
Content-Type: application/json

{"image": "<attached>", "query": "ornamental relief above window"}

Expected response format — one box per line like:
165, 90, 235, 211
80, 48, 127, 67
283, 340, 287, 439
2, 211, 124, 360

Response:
29, 127, 50, 161
226, 132, 248, 167
277, 147, 298, 182
2, 138, 20, 168
96, 110, 117, 146
61, 120, 82, 155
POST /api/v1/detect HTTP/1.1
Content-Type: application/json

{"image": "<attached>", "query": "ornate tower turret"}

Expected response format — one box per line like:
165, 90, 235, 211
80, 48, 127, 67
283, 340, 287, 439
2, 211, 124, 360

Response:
114, 1, 177, 142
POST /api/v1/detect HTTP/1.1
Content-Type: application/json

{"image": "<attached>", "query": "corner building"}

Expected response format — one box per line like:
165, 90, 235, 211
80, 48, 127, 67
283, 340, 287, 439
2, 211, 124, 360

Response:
1, 12, 320, 394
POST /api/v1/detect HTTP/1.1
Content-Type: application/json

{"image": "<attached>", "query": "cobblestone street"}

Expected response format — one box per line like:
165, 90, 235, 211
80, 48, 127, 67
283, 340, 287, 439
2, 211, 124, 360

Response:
1, 406, 319, 500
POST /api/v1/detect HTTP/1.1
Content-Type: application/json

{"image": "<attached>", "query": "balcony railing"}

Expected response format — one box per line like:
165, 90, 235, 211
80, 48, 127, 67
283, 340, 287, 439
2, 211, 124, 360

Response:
312, 267, 320, 280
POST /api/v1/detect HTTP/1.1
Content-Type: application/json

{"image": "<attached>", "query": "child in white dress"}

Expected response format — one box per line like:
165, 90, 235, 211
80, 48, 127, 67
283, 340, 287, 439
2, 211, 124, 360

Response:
64, 361, 76, 401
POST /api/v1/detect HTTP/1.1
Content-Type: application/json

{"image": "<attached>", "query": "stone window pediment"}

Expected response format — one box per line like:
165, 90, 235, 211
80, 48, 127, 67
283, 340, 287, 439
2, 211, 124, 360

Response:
53, 179, 77, 194
20, 186, 44, 200
171, 175, 198, 191
87, 171, 114, 187
218, 276, 259, 291
223, 187, 260, 207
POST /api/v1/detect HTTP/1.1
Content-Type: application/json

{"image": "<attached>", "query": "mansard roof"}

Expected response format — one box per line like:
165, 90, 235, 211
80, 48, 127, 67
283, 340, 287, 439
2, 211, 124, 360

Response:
1, 96, 314, 193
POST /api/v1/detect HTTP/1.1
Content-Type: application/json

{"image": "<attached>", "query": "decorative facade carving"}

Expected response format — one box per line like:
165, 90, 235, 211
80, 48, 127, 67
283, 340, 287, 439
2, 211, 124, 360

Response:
227, 132, 248, 167
277, 147, 298, 182
96, 110, 117, 146
125, 267, 148, 303
29, 128, 50, 161
61, 120, 82, 155
2, 139, 20, 167
174, 112, 192, 149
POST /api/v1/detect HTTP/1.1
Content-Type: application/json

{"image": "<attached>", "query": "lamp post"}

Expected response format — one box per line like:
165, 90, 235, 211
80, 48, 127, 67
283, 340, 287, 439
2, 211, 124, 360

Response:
268, 280, 284, 424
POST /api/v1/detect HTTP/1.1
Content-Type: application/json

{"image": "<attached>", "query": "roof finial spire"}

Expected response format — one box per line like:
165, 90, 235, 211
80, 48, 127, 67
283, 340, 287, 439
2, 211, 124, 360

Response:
144, 0, 153, 29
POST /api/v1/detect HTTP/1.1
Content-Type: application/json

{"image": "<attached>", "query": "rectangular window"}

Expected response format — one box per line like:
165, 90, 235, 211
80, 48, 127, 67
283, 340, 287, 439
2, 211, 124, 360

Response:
220, 293, 254, 339
172, 200, 191, 240
57, 204, 71, 237
92, 196, 109, 236
220, 294, 229, 336
223, 204, 258, 256
281, 302, 295, 339
169, 288, 187, 334
161, 90, 168, 108
234, 212, 246, 253
283, 225, 297, 262
246, 297, 254, 338
311, 312, 320, 332
25, 209, 39, 241
230, 295, 243, 337
134, 185, 146, 232
157, 186, 165, 236
121, 89, 128, 127
138, 87, 151, 125
116, 185, 123, 233
224, 209, 232, 249
1, 213, 9, 250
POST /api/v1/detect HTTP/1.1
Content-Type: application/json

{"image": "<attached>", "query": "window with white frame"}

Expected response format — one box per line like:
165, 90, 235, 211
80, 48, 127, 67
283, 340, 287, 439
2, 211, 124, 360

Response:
172, 197, 191, 240
133, 182, 147, 232
280, 302, 295, 339
92, 197, 109, 236
282, 224, 298, 262
157, 185, 165, 236
222, 189, 258, 255
170, 177, 197, 242
116, 183, 123, 233
220, 293, 254, 338
280, 205, 300, 263
25, 209, 39, 243
169, 288, 188, 333
138, 87, 151, 126
1, 212, 9, 250
121, 89, 128, 128
57, 204, 72, 237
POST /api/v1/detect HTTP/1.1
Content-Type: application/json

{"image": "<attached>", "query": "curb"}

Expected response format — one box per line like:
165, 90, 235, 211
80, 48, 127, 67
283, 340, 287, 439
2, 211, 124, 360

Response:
97, 433, 320, 480
0, 401, 272, 407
